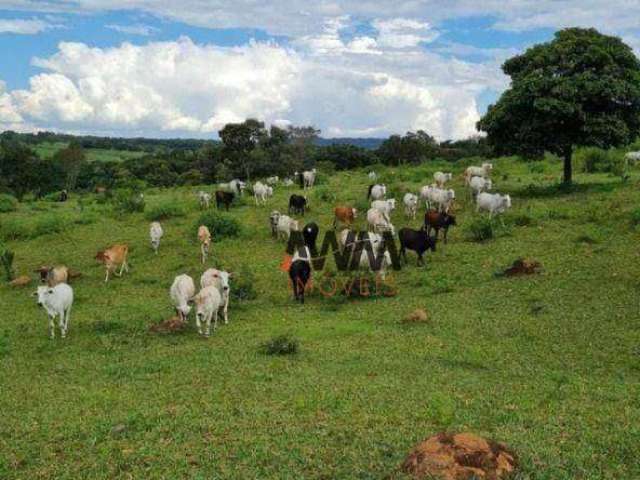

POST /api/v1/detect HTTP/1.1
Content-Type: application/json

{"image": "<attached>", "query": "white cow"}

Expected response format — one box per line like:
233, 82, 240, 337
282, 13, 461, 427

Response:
219, 179, 246, 196
469, 176, 493, 197
422, 186, 455, 212
266, 176, 279, 185
336, 230, 392, 279
465, 163, 493, 183
476, 192, 511, 218
368, 171, 378, 181
34, 283, 73, 339
367, 208, 395, 235
625, 151, 640, 165
371, 198, 396, 222
276, 215, 300, 240
295, 169, 317, 189
433, 171, 453, 188
253, 181, 270, 205
403, 193, 419, 219
200, 268, 231, 325
368, 184, 386, 200
198, 191, 211, 209
192, 286, 223, 337
282, 178, 294, 187
149, 221, 163, 254
170, 274, 195, 322
269, 211, 281, 238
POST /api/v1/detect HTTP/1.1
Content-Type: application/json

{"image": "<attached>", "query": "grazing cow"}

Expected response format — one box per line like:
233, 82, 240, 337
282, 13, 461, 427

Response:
149, 221, 163, 254
170, 274, 195, 322
465, 163, 493, 183
59, 189, 68, 202
266, 186, 274, 198
253, 181, 270, 205
625, 151, 640, 164
433, 171, 453, 188
289, 246, 311, 304
198, 191, 211, 209
219, 179, 246, 196
302, 222, 319, 252
269, 211, 281, 238
424, 210, 457, 244
371, 198, 396, 222
468, 176, 492, 197
95, 244, 129, 282
288, 194, 307, 215
34, 283, 73, 339
476, 192, 511, 218
200, 268, 231, 325
192, 286, 223, 337
422, 186, 455, 212
403, 193, 419, 219
333, 206, 357, 228
277, 215, 300, 240
198, 225, 211, 264
215, 190, 234, 211
34, 265, 69, 287
282, 178, 294, 187
351, 232, 393, 280
368, 171, 378, 181
301, 169, 317, 189
266, 176, 279, 185
398, 228, 436, 266
367, 184, 386, 200
95, 186, 107, 194
367, 208, 395, 235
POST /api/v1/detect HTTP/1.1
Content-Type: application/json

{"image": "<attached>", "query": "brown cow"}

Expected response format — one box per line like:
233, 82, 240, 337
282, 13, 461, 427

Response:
198, 225, 212, 264
424, 210, 456, 244
34, 265, 69, 286
333, 206, 357, 229
96, 244, 129, 282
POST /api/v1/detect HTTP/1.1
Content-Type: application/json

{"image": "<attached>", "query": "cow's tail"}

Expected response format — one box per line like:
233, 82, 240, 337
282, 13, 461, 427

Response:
367, 184, 373, 199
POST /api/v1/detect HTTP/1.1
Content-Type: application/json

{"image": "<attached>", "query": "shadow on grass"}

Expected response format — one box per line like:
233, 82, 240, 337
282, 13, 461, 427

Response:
507, 181, 617, 199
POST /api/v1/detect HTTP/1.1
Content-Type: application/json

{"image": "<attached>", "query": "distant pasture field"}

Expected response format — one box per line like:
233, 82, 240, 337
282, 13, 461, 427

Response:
1, 157, 639, 479
34, 141, 147, 162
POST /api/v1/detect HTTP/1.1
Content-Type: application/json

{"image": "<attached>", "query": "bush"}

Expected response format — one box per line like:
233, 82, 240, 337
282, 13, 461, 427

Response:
231, 265, 258, 301
528, 162, 545, 174
576, 147, 625, 175
260, 334, 299, 356
0, 248, 15, 281
505, 212, 535, 227
196, 212, 241, 239
33, 216, 67, 237
0, 218, 30, 241
145, 202, 186, 221
315, 187, 336, 203
113, 189, 145, 213
0, 194, 18, 213
631, 208, 640, 227
465, 217, 494, 242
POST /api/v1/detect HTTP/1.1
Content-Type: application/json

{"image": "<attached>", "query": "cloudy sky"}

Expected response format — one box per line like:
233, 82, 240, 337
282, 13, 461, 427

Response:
0, 1, 639, 140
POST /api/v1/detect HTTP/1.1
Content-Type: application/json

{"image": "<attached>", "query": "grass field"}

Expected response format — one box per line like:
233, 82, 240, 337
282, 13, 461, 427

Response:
1, 157, 639, 479
34, 142, 147, 162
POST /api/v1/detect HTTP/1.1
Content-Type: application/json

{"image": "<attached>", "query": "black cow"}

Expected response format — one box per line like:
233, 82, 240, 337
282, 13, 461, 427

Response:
288, 194, 307, 215
59, 189, 68, 202
424, 210, 456, 243
398, 228, 437, 266
289, 259, 311, 304
215, 190, 234, 211
302, 222, 319, 253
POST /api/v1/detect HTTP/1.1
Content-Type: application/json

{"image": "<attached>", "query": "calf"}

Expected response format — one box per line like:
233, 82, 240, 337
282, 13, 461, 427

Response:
333, 206, 357, 228
476, 192, 511, 218
398, 228, 436, 266
367, 184, 386, 200
95, 244, 129, 282
200, 268, 231, 324
253, 181, 269, 205
170, 274, 195, 322
288, 194, 307, 215
277, 215, 300, 241
198, 225, 212, 264
198, 191, 211, 209
269, 211, 281, 238
215, 190, 234, 211
34, 283, 73, 339
433, 171, 452, 188
368, 171, 378, 181
302, 169, 317, 189
424, 210, 456, 243
35, 265, 69, 287
302, 222, 319, 252
59, 189, 68, 202
192, 286, 223, 337
149, 221, 163, 254
289, 247, 311, 304
403, 193, 418, 219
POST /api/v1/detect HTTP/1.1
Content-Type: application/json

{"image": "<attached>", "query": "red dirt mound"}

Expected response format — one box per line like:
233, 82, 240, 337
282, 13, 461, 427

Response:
149, 316, 187, 334
402, 432, 517, 479
503, 258, 542, 277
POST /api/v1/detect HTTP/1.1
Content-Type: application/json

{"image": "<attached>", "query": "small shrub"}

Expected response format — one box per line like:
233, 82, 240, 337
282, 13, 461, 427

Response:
630, 208, 640, 227
465, 217, 494, 242
33, 216, 67, 237
231, 265, 258, 301
0, 219, 30, 241
0, 194, 18, 213
576, 147, 625, 175
528, 162, 545, 174
315, 187, 336, 203
112, 189, 145, 213
196, 212, 241, 239
145, 202, 186, 221
260, 334, 299, 356
0, 248, 15, 281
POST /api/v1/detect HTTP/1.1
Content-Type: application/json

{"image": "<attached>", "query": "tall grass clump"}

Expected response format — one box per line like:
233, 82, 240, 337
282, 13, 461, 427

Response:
260, 334, 299, 356
196, 212, 241, 239
576, 147, 626, 176
465, 217, 494, 242
0, 194, 18, 213
0, 248, 15, 281
113, 189, 145, 214
231, 265, 258, 301
631, 208, 640, 228
0, 218, 30, 241
145, 202, 186, 221
33, 216, 68, 237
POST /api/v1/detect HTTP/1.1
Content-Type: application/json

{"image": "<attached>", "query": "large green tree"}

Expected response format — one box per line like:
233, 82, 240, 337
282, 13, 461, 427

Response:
478, 28, 640, 184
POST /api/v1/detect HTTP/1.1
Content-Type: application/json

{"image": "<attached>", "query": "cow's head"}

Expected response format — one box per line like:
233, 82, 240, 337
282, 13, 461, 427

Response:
33, 286, 53, 306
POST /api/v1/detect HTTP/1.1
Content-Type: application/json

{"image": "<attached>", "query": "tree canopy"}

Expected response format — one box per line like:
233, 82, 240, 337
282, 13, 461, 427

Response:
478, 27, 640, 183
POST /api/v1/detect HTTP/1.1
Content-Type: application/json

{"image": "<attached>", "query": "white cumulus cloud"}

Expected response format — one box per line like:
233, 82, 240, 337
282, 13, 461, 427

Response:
0, 17, 58, 34
105, 23, 159, 36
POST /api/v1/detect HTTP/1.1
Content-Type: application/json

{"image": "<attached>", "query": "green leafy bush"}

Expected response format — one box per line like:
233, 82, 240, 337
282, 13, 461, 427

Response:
260, 334, 299, 356
576, 147, 625, 175
465, 217, 494, 242
0, 219, 30, 241
33, 216, 67, 237
113, 189, 145, 213
315, 187, 336, 203
231, 265, 258, 301
145, 202, 186, 221
0, 194, 18, 213
196, 212, 241, 239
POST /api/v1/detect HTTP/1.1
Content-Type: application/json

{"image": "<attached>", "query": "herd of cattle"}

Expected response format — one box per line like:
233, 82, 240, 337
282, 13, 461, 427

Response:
33, 164, 513, 339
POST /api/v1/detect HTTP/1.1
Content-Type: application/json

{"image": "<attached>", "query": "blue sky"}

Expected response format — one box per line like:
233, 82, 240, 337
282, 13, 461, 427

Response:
0, 1, 638, 139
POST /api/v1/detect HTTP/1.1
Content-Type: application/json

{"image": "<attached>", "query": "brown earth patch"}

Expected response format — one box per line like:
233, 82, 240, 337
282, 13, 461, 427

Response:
149, 316, 187, 334
503, 258, 542, 277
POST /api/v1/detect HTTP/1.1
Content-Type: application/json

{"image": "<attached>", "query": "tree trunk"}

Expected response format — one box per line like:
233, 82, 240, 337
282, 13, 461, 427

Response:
563, 147, 573, 184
